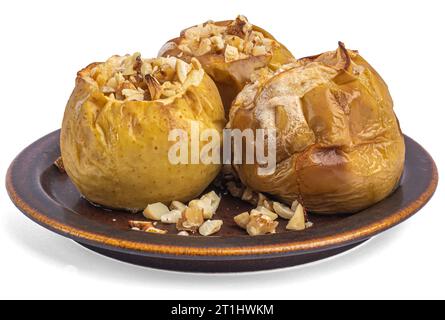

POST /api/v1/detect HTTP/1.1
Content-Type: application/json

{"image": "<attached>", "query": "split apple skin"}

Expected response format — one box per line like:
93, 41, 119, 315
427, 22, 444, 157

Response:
159, 17, 295, 113
228, 43, 405, 214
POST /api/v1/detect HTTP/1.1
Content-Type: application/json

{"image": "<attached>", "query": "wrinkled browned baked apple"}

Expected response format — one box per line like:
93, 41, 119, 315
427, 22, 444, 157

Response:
228, 42, 405, 214
159, 15, 295, 113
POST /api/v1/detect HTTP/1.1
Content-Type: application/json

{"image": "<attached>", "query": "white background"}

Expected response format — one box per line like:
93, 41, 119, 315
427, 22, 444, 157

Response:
1, 0, 444, 300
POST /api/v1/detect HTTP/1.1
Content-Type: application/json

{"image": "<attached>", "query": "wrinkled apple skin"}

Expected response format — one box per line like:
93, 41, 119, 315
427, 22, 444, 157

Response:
159, 20, 295, 113
228, 43, 405, 214
61, 63, 225, 212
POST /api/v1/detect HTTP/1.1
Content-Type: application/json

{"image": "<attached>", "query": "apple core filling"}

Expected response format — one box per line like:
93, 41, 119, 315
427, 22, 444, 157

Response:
83, 54, 205, 102
177, 15, 279, 63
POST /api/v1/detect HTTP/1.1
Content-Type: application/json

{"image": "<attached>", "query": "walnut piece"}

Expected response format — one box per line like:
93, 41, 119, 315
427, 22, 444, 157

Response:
251, 206, 278, 220
246, 214, 278, 236
234, 212, 250, 229
143, 202, 170, 221
189, 197, 214, 220
169, 200, 187, 212
199, 220, 223, 236
272, 202, 295, 220
160, 210, 183, 224
225, 45, 240, 62
145, 74, 162, 100
54, 157, 65, 173
176, 206, 204, 232
286, 203, 306, 231
129, 220, 167, 234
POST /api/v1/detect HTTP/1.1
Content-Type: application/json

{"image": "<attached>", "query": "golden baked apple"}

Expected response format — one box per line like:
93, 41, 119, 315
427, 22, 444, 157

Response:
61, 54, 225, 212
159, 15, 295, 113
228, 43, 405, 214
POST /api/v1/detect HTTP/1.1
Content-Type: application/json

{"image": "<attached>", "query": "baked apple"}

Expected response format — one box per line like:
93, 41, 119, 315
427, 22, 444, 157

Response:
228, 43, 405, 214
61, 53, 225, 212
159, 15, 295, 113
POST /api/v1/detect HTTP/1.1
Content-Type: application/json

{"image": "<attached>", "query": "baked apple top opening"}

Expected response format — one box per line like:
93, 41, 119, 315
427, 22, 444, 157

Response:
170, 15, 280, 63
79, 53, 205, 102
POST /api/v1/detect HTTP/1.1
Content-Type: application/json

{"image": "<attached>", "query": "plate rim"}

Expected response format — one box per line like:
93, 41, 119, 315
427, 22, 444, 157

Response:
6, 130, 439, 257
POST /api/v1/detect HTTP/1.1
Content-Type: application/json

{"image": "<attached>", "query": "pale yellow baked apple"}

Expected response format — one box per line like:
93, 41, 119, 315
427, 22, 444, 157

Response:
61, 54, 225, 211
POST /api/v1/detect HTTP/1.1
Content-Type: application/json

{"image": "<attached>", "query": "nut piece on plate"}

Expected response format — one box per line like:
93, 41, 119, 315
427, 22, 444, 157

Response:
161, 209, 183, 224
246, 214, 279, 236
60, 54, 225, 212
258, 193, 273, 211
189, 198, 214, 220
189, 191, 221, 219
291, 200, 300, 212
286, 204, 306, 231
251, 206, 278, 220
176, 207, 205, 232
228, 42, 405, 214
129, 220, 153, 230
170, 201, 187, 212
145, 226, 168, 234
273, 202, 295, 220
234, 212, 250, 229
129, 220, 167, 234
54, 157, 65, 173
177, 231, 190, 236
199, 220, 223, 236
143, 202, 170, 221
159, 15, 295, 112
201, 191, 221, 213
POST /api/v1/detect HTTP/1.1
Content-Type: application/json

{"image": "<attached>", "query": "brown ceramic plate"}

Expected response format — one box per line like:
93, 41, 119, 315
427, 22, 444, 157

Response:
6, 131, 438, 273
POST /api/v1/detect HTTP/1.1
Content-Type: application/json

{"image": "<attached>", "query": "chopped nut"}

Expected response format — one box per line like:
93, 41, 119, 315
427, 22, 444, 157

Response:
199, 220, 223, 236
176, 59, 192, 84
129, 220, 166, 234
273, 202, 295, 220
252, 45, 268, 56
145, 74, 162, 100
305, 221, 314, 229
190, 58, 203, 72
176, 206, 204, 232
177, 231, 190, 236
195, 38, 212, 56
143, 202, 170, 221
210, 35, 225, 51
144, 226, 168, 234
251, 206, 278, 220
257, 193, 267, 207
263, 200, 274, 212
161, 210, 183, 224
189, 197, 214, 219
257, 193, 273, 211
201, 191, 221, 214
129, 220, 154, 230
178, 44, 192, 54
225, 45, 240, 62
54, 157, 65, 173
234, 212, 250, 229
122, 88, 144, 101
140, 61, 153, 76
169, 201, 187, 212
246, 214, 278, 236
291, 200, 300, 212
226, 16, 249, 37
286, 204, 306, 231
